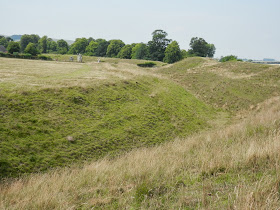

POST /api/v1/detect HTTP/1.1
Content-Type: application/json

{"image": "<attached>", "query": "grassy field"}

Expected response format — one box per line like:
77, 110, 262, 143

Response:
1, 56, 280, 209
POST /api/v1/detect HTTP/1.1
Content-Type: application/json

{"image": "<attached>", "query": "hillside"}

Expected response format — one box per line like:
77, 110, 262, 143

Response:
1, 57, 280, 209
0, 57, 215, 178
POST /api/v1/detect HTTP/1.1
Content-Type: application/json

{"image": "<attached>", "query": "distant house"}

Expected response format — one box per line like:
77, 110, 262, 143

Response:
0, 45, 7, 53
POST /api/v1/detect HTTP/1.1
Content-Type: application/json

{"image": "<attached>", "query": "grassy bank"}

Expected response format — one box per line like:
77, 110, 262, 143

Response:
0, 58, 215, 178
159, 58, 280, 112
1, 95, 279, 209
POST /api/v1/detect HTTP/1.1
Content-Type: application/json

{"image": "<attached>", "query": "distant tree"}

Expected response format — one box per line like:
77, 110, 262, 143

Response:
85, 41, 98, 56
131, 43, 148, 60
6, 37, 13, 42
130, 43, 137, 48
0, 36, 14, 48
0, 37, 8, 48
20, 34, 40, 52
87, 37, 95, 44
181, 49, 189, 58
147, 30, 171, 61
47, 40, 57, 53
95, 39, 110, 57
163, 41, 182, 63
106, 40, 125, 57
38, 36, 48, 53
219, 55, 238, 62
189, 37, 216, 57
57, 39, 69, 54
69, 38, 88, 54
118, 44, 133, 59
24, 43, 39, 56
207, 44, 216, 58
7, 41, 20, 54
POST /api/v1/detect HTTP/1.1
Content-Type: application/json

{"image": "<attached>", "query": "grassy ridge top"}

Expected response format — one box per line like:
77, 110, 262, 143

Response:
159, 57, 280, 112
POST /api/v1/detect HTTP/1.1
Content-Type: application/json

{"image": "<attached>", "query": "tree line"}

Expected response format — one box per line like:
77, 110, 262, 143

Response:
0, 30, 216, 63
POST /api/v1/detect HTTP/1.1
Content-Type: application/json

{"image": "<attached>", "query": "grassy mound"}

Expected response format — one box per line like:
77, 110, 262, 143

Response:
159, 58, 280, 112
0, 76, 214, 177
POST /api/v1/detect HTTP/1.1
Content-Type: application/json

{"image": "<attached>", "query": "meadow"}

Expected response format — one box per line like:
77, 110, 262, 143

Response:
0, 56, 280, 209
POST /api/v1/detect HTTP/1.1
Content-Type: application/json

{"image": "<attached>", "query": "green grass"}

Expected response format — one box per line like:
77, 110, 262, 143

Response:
213, 61, 271, 74
1, 57, 279, 179
159, 58, 280, 112
0, 75, 214, 177
1, 57, 280, 209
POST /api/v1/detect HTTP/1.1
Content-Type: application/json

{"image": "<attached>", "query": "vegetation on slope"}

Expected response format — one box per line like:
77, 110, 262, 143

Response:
0, 58, 214, 178
1, 96, 279, 209
159, 57, 280, 112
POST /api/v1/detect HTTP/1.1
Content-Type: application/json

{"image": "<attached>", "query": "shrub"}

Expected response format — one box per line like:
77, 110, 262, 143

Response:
0, 52, 7, 57
137, 62, 156, 68
21, 53, 32, 59
38, 54, 52, 60
220, 55, 239, 62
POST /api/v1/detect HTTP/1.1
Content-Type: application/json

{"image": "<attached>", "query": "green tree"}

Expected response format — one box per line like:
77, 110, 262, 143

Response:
47, 40, 57, 53
38, 36, 48, 53
181, 49, 189, 58
118, 44, 133, 59
163, 41, 182, 63
20, 34, 40, 52
147, 30, 171, 61
87, 37, 95, 44
131, 43, 148, 60
95, 39, 110, 57
207, 44, 216, 58
6, 37, 13, 42
57, 39, 69, 54
85, 41, 98, 56
7, 41, 20, 54
24, 43, 39, 56
0, 37, 8, 48
106, 40, 125, 57
189, 37, 216, 57
69, 38, 88, 54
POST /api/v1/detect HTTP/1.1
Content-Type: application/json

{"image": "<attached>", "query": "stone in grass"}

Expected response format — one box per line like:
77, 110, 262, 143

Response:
66, 136, 75, 142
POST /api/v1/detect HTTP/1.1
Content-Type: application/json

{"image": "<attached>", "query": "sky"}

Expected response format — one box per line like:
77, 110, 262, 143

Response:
1, 0, 280, 60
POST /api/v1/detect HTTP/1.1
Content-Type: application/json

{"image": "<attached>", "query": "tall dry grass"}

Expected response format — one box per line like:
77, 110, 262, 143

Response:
1, 96, 280, 209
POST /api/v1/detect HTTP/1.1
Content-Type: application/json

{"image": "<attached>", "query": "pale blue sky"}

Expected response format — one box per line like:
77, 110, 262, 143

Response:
1, 0, 280, 60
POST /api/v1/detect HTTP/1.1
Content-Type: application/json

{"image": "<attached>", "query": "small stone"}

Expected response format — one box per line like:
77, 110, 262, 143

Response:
66, 136, 75, 142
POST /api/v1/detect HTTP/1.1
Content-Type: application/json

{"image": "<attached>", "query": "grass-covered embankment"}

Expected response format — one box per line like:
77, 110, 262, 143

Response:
1, 95, 279, 209
159, 57, 280, 112
0, 74, 214, 178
